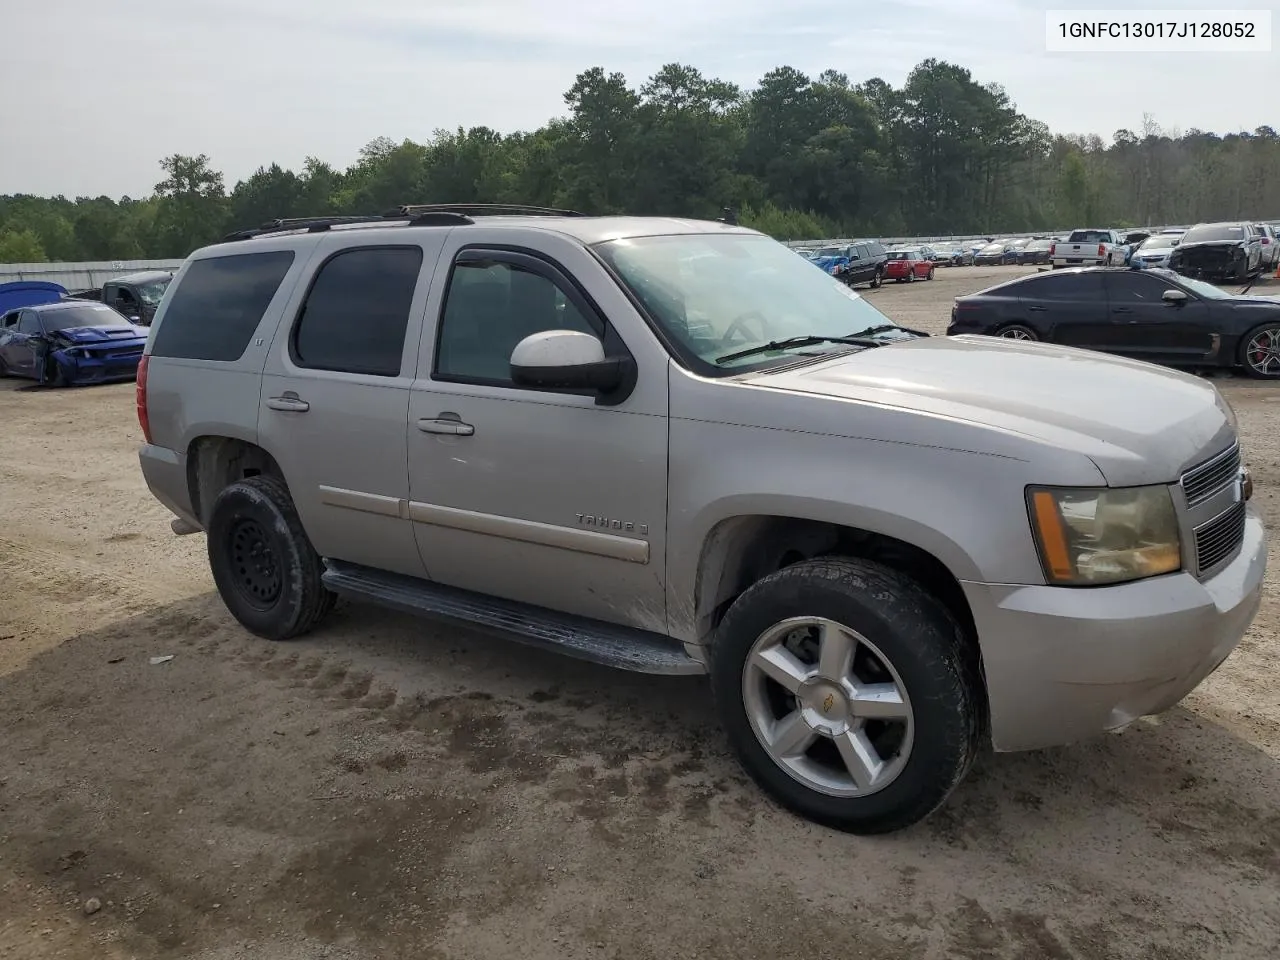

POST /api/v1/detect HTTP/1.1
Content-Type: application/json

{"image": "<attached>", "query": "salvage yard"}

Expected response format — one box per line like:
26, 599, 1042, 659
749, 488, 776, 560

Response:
2, 264, 1279, 960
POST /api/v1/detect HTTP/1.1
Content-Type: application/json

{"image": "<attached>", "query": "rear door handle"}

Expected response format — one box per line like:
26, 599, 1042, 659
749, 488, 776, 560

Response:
418, 417, 474, 436
266, 395, 310, 412
1027, 305, 1047, 312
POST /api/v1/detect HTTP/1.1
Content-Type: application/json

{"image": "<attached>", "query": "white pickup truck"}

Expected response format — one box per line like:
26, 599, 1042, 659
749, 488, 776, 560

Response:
1050, 229, 1126, 269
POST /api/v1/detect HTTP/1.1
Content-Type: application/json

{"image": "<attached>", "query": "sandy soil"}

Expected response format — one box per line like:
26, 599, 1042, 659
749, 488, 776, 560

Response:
2, 265, 1278, 960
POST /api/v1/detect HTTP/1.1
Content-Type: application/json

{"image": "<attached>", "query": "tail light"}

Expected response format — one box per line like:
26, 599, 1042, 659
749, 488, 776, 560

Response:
1049, 242, 1056, 256
1098, 243, 1106, 256
136, 354, 152, 444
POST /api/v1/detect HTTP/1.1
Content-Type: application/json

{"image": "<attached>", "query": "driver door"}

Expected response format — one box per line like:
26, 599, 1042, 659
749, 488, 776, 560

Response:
405, 240, 670, 630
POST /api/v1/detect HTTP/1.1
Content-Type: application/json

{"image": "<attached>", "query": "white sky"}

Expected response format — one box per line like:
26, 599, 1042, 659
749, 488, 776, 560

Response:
1, 0, 1275, 197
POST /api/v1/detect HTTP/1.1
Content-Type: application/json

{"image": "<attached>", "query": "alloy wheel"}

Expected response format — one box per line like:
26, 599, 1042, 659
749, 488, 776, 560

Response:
741, 617, 914, 798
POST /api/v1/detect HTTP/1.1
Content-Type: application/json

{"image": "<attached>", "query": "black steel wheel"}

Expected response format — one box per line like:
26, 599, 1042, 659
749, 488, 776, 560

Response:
207, 475, 335, 640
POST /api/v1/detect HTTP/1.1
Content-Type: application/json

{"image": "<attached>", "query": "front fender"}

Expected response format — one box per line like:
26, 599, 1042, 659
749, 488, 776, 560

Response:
664, 415, 1069, 645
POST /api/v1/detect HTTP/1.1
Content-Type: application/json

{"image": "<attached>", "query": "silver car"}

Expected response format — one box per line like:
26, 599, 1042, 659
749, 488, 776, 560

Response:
1131, 230, 1185, 269
137, 207, 1265, 834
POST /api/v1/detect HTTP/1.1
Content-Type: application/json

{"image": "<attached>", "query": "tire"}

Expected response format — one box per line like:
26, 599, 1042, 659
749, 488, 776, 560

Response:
926, 268, 935, 281
905, 270, 915, 283
710, 557, 982, 835
995, 323, 1039, 341
206, 474, 336, 640
870, 271, 883, 289
1239, 322, 1280, 379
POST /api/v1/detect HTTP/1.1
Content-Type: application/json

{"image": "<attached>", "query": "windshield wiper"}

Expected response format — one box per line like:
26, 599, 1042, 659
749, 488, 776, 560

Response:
715, 335, 884, 365
851, 323, 932, 338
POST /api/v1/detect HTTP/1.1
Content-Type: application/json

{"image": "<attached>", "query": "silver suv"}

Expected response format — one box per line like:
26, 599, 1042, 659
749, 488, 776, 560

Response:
137, 205, 1266, 834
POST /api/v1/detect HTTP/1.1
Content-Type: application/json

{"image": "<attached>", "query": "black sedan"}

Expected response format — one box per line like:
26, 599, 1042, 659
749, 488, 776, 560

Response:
946, 267, 1280, 378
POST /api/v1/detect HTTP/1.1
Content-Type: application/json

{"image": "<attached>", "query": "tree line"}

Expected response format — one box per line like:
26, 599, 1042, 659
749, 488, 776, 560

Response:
2, 59, 1278, 263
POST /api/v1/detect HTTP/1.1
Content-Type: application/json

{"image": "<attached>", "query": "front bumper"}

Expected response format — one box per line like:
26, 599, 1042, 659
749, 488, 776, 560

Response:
962, 507, 1266, 752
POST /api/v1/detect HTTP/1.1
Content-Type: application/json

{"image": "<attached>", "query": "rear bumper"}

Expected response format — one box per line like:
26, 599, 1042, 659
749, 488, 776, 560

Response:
138, 443, 200, 529
963, 507, 1266, 753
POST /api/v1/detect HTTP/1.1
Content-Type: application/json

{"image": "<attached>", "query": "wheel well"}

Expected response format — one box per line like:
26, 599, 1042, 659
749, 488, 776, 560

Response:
186, 437, 284, 526
695, 516, 980, 660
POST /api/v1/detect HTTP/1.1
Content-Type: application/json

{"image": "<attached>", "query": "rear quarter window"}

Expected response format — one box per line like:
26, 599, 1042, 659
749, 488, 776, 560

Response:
150, 251, 296, 362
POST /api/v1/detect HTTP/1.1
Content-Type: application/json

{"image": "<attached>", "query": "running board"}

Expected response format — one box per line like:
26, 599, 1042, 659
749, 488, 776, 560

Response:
320, 560, 705, 676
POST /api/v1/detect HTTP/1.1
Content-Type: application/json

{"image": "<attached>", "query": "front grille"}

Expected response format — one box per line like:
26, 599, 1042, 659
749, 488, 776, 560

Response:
1181, 443, 1240, 505
1195, 501, 1246, 573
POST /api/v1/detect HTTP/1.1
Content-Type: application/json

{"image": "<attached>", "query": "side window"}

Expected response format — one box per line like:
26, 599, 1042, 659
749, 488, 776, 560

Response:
292, 246, 423, 377
151, 250, 295, 362
1107, 273, 1176, 303
0, 311, 17, 329
435, 258, 599, 385
1018, 274, 1106, 301
17, 311, 42, 334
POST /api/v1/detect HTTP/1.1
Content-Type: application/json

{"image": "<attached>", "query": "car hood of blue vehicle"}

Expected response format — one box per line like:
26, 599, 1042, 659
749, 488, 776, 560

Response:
52, 324, 147, 344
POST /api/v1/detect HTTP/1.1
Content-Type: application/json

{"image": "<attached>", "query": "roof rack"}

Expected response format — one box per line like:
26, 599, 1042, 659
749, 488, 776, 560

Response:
218, 203, 587, 243
385, 203, 587, 219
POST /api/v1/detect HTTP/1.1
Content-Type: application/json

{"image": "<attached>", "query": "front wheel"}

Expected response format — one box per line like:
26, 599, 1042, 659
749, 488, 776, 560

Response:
207, 475, 336, 640
710, 557, 982, 834
905, 270, 915, 283
1240, 323, 1280, 379
925, 267, 935, 281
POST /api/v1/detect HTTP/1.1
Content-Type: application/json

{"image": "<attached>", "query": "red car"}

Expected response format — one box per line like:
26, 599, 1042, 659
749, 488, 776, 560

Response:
882, 249, 934, 282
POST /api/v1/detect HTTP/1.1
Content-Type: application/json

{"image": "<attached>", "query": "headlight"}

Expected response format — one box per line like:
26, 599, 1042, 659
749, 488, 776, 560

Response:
1026, 485, 1181, 586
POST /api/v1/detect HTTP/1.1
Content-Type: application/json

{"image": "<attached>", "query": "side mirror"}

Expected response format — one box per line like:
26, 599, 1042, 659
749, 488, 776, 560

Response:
510, 330, 622, 392
1162, 289, 1188, 305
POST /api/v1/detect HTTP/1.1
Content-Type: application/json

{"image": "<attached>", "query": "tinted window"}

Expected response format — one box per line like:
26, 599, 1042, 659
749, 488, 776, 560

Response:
151, 251, 295, 362
291, 247, 422, 377
17, 311, 42, 334
435, 260, 597, 383
1015, 273, 1106, 300
1181, 224, 1248, 244
1106, 272, 1177, 303
1067, 230, 1112, 243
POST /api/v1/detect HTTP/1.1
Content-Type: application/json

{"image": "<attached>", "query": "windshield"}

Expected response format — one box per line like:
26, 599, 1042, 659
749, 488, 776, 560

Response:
979, 243, 1003, 253
815, 246, 842, 257
596, 233, 903, 371
1174, 274, 1230, 300
887, 250, 919, 260
1138, 236, 1177, 250
40, 304, 130, 331
1068, 230, 1112, 243
1181, 224, 1248, 244
137, 279, 170, 306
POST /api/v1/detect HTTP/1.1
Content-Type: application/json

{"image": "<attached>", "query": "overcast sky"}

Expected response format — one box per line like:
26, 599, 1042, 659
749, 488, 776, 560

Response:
2, 0, 1275, 198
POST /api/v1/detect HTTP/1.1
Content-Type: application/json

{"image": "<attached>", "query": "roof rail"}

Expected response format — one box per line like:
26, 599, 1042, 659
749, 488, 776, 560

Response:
217, 202, 584, 244
385, 203, 587, 218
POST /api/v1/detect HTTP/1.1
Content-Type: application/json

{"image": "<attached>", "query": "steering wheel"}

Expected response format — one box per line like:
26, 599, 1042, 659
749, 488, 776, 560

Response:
721, 310, 768, 344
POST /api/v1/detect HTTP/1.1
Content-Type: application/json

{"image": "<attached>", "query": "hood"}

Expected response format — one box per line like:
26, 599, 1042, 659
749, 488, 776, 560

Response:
747, 335, 1234, 486
50, 324, 148, 344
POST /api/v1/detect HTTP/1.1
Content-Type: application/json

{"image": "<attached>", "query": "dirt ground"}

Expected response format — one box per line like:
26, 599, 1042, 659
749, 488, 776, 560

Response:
2, 265, 1278, 960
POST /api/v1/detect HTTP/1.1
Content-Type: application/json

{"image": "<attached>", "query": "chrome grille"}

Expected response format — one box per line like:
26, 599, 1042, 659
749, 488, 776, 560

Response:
1195, 501, 1246, 573
1181, 443, 1240, 505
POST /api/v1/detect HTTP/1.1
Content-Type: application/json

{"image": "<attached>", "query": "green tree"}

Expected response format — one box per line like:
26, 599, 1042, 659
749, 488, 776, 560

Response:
0, 228, 47, 262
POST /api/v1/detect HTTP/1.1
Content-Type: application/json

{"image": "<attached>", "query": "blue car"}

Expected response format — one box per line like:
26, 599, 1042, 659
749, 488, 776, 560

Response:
0, 300, 148, 386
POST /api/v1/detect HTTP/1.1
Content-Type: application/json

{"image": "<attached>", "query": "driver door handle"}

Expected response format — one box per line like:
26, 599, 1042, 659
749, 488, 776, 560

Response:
266, 394, 310, 412
418, 417, 474, 436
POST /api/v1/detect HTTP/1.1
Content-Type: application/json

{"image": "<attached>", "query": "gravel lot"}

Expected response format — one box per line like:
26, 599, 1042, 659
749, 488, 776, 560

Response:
2, 265, 1278, 960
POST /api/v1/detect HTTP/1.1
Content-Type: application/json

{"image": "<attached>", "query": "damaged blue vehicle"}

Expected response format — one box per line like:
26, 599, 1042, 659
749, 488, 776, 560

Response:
0, 301, 148, 386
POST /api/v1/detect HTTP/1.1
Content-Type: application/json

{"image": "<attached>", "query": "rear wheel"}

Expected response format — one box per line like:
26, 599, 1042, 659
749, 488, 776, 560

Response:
207, 475, 335, 640
905, 269, 915, 283
710, 557, 982, 834
996, 323, 1039, 341
1240, 323, 1280, 379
